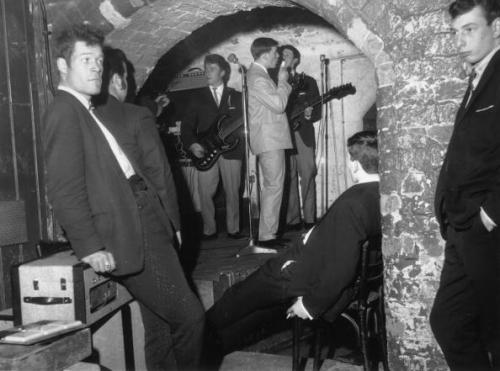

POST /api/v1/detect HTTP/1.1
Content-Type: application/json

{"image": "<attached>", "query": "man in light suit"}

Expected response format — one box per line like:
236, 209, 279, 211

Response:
431, 1, 500, 369
247, 37, 292, 246
43, 26, 204, 370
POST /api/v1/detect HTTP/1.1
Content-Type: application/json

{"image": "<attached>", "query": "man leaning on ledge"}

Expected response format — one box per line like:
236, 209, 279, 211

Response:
42, 25, 204, 370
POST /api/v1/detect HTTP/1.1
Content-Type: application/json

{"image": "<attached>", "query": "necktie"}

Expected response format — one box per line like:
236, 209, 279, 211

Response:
464, 68, 476, 107
213, 87, 219, 107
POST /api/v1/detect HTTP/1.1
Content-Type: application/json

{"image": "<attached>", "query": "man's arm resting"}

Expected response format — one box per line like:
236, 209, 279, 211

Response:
82, 250, 116, 273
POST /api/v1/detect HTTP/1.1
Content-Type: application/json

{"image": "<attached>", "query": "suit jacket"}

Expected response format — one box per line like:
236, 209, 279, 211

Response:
181, 86, 243, 160
435, 49, 500, 237
271, 182, 381, 318
95, 96, 181, 230
287, 73, 321, 148
247, 63, 293, 155
43, 90, 179, 276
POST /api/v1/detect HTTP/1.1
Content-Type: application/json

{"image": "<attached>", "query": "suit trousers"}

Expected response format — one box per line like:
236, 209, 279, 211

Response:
257, 150, 286, 240
207, 255, 295, 334
198, 157, 242, 235
121, 188, 205, 370
430, 214, 500, 371
287, 132, 317, 225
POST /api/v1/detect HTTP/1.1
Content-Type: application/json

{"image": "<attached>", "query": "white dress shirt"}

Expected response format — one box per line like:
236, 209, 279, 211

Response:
58, 85, 136, 178
210, 84, 224, 107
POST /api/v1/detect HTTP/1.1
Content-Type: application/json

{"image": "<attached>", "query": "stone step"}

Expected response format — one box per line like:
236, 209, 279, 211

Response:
220, 351, 363, 371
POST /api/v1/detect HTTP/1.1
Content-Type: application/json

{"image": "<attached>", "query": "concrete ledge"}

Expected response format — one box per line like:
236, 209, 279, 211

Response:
220, 351, 363, 371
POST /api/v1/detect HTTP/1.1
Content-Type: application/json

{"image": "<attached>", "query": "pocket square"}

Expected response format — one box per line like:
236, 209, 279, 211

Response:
475, 105, 494, 113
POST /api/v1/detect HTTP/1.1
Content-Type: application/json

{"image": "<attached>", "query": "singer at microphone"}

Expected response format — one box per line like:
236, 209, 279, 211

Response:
244, 37, 293, 248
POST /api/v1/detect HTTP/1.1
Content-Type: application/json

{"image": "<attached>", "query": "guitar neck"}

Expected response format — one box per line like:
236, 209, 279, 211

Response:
290, 84, 355, 121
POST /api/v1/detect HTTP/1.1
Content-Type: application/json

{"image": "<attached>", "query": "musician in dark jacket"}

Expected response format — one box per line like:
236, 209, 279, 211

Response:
207, 131, 380, 350
281, 45, 321, 230
181, 54, 244, 239
44, 27, 204, 370
430, 1, 500, 369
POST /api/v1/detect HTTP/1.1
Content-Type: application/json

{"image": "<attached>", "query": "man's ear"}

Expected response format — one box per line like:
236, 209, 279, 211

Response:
493, 17, 500, 38
56, 57, 68, 75
351, 160, 360, 173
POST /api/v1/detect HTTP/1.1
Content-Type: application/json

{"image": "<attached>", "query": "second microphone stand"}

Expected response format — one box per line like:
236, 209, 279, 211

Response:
234, 61, 278, 257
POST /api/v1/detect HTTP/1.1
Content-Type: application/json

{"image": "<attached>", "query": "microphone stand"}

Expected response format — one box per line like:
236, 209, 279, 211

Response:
230, 58, 277, 257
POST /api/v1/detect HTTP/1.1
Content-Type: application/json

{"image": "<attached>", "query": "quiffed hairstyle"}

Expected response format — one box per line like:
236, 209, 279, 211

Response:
347, 130, 378, 174
101, 46, 128, 94
281, 44, 301, 65
449, 0, 500, 23
204, 54, 231, 83
53, 24, 104, 65
250, 37, 279, 60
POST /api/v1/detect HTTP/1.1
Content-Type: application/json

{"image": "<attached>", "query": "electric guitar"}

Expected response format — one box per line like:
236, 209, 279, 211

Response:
190, 114, 243, 171
289, 83, 356, 131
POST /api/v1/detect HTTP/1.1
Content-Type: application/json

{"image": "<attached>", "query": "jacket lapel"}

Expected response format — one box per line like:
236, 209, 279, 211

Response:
456, 49, 500, 124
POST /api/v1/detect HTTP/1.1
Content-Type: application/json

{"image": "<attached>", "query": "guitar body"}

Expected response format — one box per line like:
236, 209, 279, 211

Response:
191, 114, 242, 171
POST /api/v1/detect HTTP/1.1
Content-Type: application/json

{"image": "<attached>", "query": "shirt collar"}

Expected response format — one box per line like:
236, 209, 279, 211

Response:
253, 62, 268, 74
209, 84, 224, 94
58, 85, 92, 110
471, 45, 500, 87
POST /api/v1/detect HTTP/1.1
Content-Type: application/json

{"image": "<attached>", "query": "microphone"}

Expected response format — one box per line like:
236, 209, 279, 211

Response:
227, 53, 239, 65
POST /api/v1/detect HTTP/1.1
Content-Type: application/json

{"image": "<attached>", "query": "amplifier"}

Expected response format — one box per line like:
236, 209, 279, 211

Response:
12, 251, 133, 326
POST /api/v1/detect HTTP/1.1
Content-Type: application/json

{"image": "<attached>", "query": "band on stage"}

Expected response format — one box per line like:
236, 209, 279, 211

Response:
165, 41, 328, 247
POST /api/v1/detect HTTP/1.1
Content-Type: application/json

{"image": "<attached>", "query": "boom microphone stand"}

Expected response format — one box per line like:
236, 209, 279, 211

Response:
227, 54, 277, 257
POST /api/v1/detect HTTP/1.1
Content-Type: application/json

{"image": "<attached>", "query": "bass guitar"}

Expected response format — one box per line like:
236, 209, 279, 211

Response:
289, 83, 356, 131
190, 114, 243, 171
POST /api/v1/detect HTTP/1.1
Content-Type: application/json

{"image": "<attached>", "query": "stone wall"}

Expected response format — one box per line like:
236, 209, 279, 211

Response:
39, 0, 468, 369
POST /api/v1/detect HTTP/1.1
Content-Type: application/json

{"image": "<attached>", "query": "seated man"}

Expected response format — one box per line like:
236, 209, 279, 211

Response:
206, 130, 381, 349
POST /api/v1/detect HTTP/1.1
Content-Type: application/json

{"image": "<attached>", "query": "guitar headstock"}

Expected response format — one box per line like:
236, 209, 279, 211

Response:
325, 83, 356, 101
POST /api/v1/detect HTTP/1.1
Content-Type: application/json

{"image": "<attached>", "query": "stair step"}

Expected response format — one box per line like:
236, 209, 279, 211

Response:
220, 351, 363, 371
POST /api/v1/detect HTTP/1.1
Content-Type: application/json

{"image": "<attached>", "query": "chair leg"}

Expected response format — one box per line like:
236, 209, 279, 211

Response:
359, 307, 370, 371
313, 323, 321, 371
293, 318, 302, 371
377, 296, 390, 371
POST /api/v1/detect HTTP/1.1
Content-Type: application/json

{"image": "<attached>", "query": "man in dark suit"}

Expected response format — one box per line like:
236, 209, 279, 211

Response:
43, 26, 204, 370
181, 54, 244, 239
431, 1, 500, 369
281, 45, 321, 231
206, 131, 380, 350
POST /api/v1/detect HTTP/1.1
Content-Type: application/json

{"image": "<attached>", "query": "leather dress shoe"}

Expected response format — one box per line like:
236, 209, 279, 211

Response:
227, 232, 246, 239
303, 222, 316, 230
258, 238, 288, 248
286, 223, 303, 232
